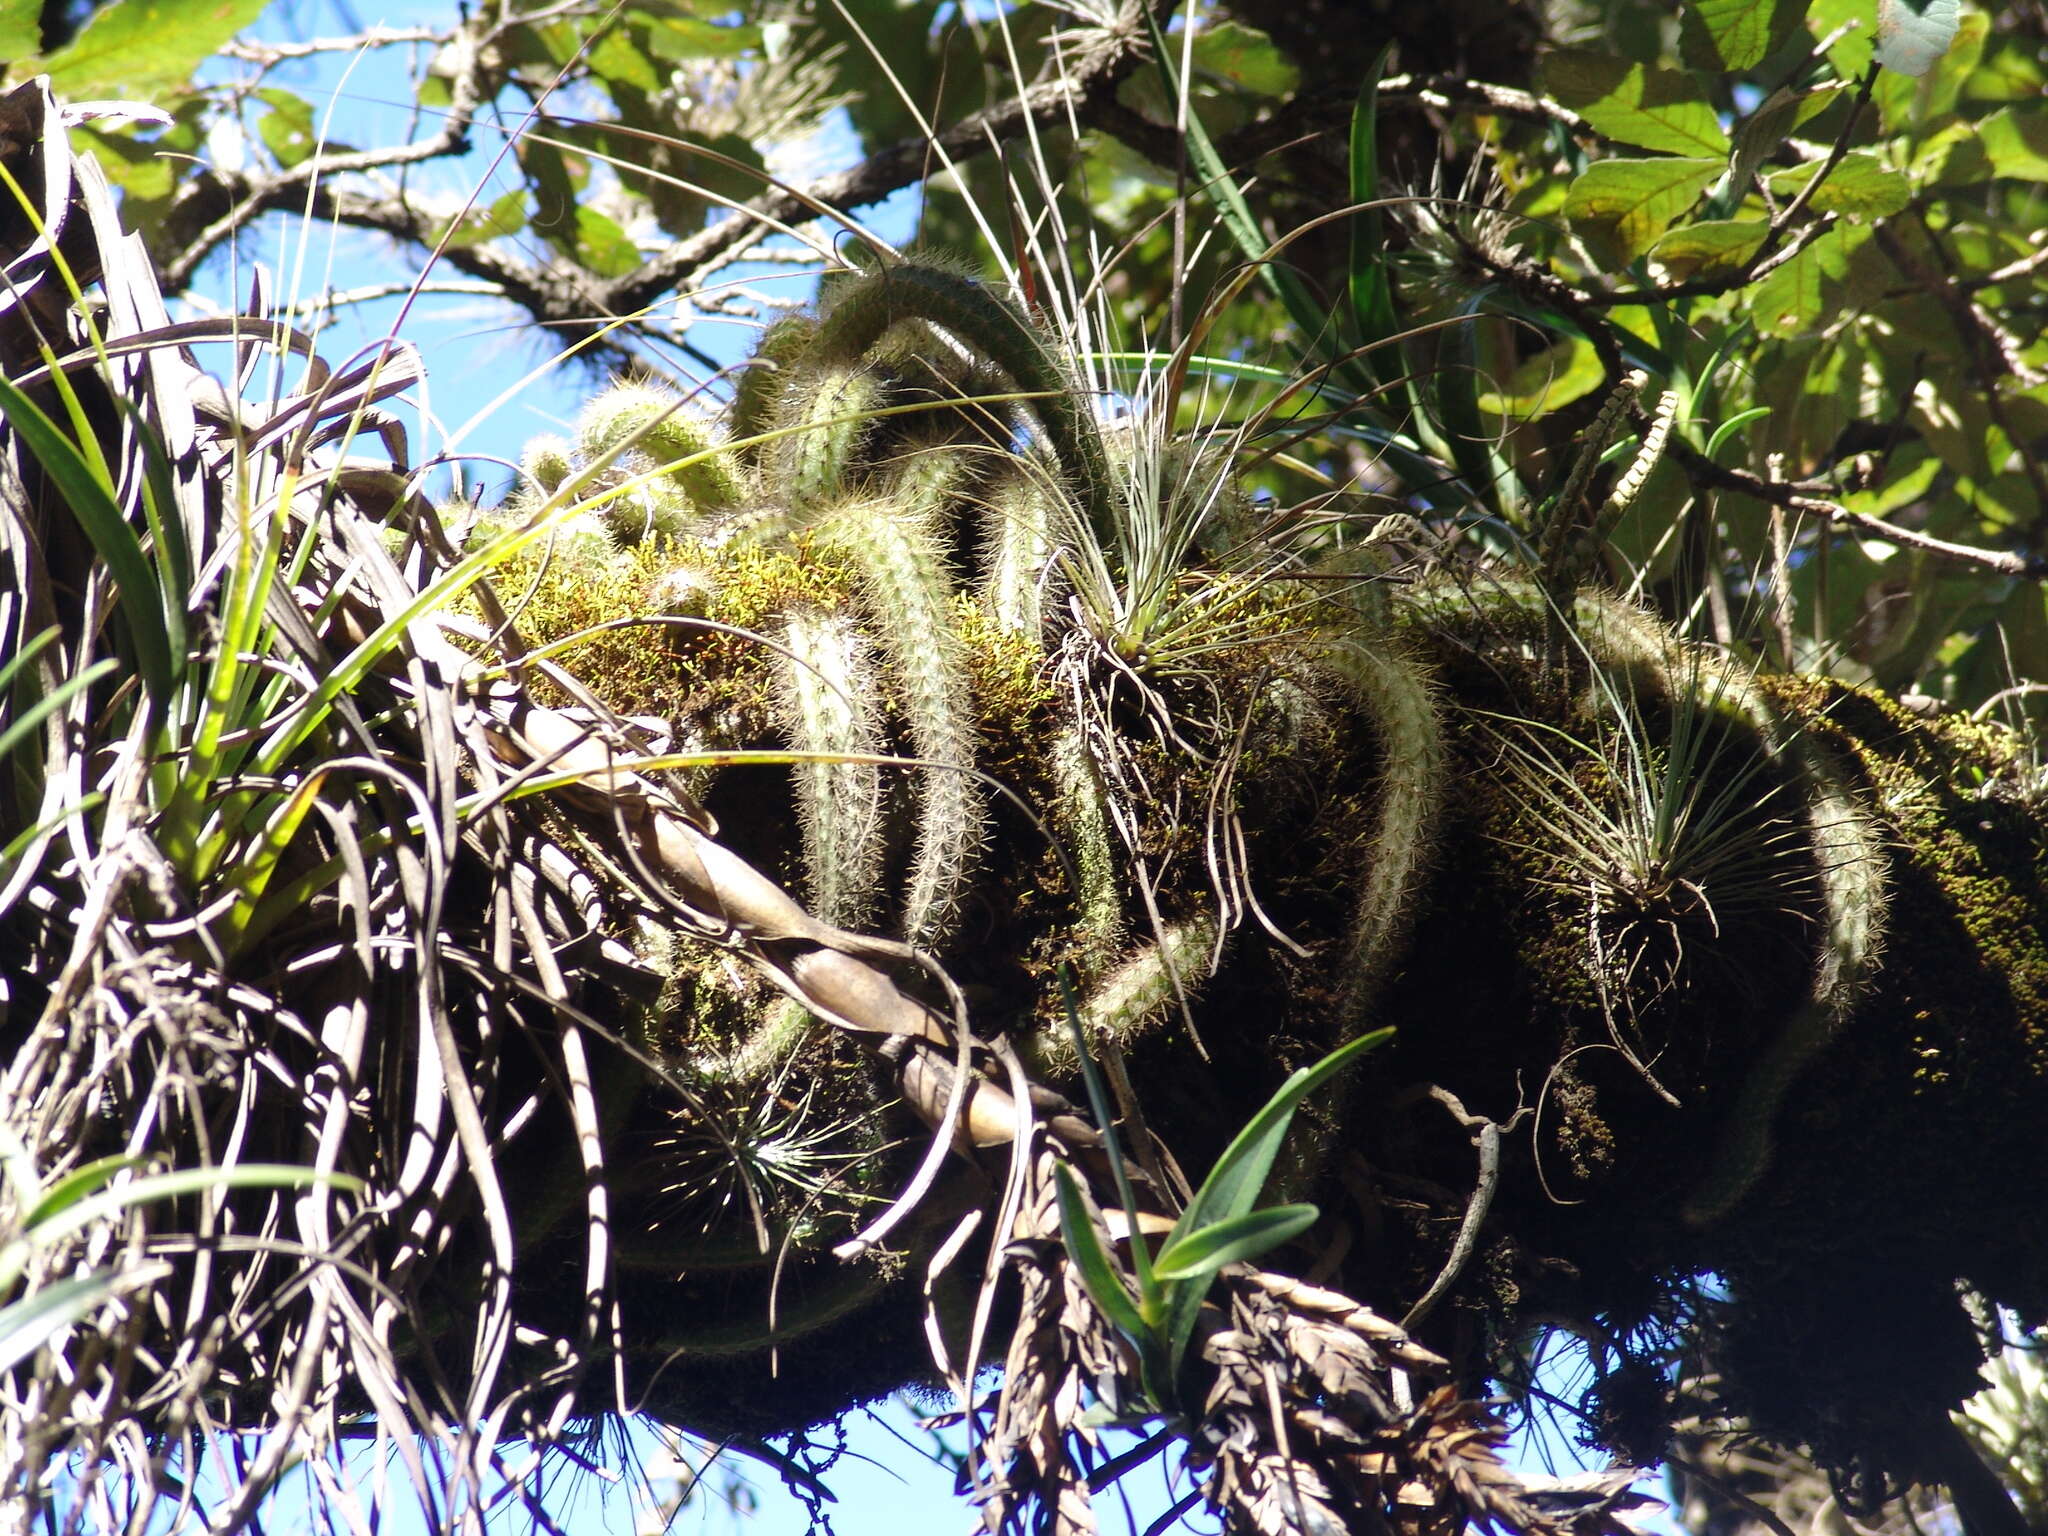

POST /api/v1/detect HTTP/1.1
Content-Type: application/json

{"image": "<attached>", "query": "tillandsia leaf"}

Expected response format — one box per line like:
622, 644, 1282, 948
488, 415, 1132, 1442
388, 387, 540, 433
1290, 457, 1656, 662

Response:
216, 769, 337, 952
1435, 289, 1511, 515
0, 632, 116, 766
113, 394, 191, 672
1150, 1203, 1318, 1282
21, 1155, 147, 1229
1347, 55, 1401, 393
0, 1167, 364, 1295
0, 376, 175, 710
167, 465, 295, 879
0, 1268, 168, 1376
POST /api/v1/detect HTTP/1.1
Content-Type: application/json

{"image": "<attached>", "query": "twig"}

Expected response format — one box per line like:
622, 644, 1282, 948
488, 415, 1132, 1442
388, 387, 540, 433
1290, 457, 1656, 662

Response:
218, 25, 446, 62
1379, 73, 1588, 134
598, 49, 1145, 328
1399, 1086, 1532, 1333
1668, 438, 2048, 581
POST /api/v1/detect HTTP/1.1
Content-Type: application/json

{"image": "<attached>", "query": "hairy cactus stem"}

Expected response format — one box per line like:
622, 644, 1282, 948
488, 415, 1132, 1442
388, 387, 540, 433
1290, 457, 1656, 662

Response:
808, 259, 1117, 546
775, 609, 886, 931
812, 450, 987, 948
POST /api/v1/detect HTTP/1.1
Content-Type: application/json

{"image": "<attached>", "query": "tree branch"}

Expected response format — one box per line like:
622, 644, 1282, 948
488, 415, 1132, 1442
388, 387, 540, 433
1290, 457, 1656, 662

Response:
592, 47, 1147, 329
1670, 437, 2048, 581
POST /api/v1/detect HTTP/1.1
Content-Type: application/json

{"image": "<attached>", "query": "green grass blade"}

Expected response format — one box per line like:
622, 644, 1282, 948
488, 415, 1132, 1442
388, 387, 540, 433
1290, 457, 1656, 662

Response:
0, 639, 117, 766
22, 1155, 148, 1229
1435, 289, 1515, 514
0, 377, 174, 710
0, 1268, 162, 1374
0, 1165, 363, 1279
1143, 5, 1345, 373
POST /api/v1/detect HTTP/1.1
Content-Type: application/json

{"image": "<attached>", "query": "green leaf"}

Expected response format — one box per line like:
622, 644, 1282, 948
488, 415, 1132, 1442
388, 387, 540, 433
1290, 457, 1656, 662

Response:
0, 377, 173, 709
1766, 152, 1910, 215
0, 634, 116, 767
1965, 42, 2047, 103
1347, 55, 1401, 396
640, 12, 762, 62
0, 1270, 155, 1373
1159, 1029, 1390, 1371
252, 88, 330, 170
1732, 83, 1842, 189
1152, 1205, 1319, 1282
1840, 447, 1940, 515
1479, 335, 1608, 418
1682, 0, 1810, 71
22, 1155, 147, 1229
40, 0, 267, 99
587, 25, 662, 93
0, 0, 39, 59
1051, 1164, 1151, 1346
1752, 222, 1875, 336
437, 189, 528, 249
1544, 51, 1731, 157
568, 206, 639, 279
1562, 157, 1725, 264
1808, 0, 1874, 79
0, 1166, 362, 1279
1874, 8, 1984, 129
1874, 0, 1959, 77
1435, 289, 1509, 511
1176, 1030, 1392, 1241
1977, 107, 2048, 182
1648, 218, 1768, 281
1913, 119, 1990, 186
518, 137, 586, 243
1190, 19, 1296, 97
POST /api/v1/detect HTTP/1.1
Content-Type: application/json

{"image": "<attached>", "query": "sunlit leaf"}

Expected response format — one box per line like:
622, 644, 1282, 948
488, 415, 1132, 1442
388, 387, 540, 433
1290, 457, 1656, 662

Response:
0, 1270, 157, 1375
1478, 335, 1608, 418
253, 88, 342, 170
1051, 1165, 1150, 1346
1751, 222, 1875, 335
1648, 219, 1768, 281
1874, 8, 1984, 129
1731, 83, 1841, 189
1977, 107, 2048, 182
1807, 0, 1874, 79
38, 0, 268, 99
1545, 51, 1731, 157
1562, 157, 1724, 264
1766, 152, 1910, 215
1190, 19, 1297, 98
1681, 0, 1810, 71
641, 12, 762, 62
0, 0, 39, 60
436, 189, 527, 249
1152, 1205, 1319, 1282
